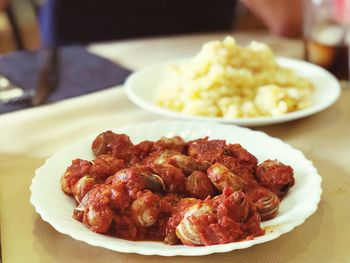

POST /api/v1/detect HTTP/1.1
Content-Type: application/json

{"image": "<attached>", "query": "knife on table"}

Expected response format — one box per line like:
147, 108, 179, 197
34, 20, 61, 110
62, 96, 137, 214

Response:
31, 46, 59, 106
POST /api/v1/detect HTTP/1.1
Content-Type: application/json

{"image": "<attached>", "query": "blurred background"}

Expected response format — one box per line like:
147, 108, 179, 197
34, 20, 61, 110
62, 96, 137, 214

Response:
0, 0, 40, 52
0, 0, 270, 53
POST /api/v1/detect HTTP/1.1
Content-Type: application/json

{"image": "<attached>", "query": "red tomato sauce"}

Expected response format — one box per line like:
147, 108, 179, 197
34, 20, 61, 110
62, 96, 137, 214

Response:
61, 131, 295, 246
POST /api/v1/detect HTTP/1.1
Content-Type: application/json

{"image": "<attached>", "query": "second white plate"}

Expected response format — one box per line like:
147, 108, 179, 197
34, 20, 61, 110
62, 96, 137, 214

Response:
125, 57, 340, 127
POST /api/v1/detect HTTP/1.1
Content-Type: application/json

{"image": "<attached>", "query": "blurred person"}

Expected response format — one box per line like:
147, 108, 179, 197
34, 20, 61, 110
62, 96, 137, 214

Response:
241, 0, 303, 37
0, 0, 8, 10
0, 0, 303, 46
39, 0, 236, 46
38, 0, 303, 47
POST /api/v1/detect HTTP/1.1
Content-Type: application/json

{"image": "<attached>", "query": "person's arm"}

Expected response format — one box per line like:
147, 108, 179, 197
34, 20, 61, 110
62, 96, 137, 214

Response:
241, 0, 303, 37
0, 0, 8, 10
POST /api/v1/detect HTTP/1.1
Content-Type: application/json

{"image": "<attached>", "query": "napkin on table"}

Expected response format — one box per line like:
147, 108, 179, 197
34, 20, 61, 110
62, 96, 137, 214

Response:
0, 46, 132, 114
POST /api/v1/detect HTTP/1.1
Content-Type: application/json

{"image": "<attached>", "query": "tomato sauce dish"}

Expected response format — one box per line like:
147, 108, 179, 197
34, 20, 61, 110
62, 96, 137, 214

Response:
30, 121, 322, 256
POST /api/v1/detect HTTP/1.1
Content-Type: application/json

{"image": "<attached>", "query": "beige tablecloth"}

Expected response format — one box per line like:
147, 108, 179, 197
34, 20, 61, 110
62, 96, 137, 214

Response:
1, 32, 349, 263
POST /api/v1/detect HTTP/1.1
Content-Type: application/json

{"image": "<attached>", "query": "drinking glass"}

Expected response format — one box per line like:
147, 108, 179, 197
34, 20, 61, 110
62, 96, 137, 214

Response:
304, 0, 350, 87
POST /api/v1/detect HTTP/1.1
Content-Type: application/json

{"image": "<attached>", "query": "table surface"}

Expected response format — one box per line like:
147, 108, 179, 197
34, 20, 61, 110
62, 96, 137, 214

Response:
1, 32, 349, 263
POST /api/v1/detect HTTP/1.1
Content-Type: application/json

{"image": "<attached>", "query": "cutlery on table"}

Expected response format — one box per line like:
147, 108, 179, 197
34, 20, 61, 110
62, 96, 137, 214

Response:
0, 47, 59, 105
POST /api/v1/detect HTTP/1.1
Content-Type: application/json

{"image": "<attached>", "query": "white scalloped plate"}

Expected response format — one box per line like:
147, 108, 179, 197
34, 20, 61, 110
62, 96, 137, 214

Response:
125, 57, 340, 127
30, 121, 322, 256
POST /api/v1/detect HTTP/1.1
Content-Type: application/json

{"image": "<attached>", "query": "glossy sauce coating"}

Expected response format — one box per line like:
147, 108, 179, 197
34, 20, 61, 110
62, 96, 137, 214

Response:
61, 131, 295, 246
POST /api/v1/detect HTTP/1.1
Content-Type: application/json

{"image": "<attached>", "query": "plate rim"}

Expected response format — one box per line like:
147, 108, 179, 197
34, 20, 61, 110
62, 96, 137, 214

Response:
30, 120, 322, 256
124, 57, 341, 127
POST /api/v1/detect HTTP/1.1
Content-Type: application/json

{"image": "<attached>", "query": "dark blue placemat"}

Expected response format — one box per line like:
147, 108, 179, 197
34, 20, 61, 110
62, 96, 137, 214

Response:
0, 46, 132, 114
